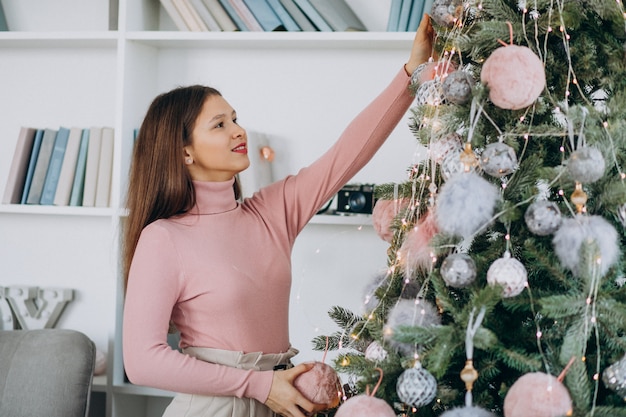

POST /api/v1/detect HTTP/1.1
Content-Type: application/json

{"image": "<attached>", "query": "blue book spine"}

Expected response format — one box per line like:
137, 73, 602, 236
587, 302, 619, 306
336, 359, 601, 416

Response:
423, 0, 435, 21
387, 0, 403, 31
69, 129, 90, 207
40, 127, 70, 205
398, 0, 414, 31
218, 0, 248, 30
0, 1, 8, 31
292, 0, 332, 31
20, 129, 44, 204
243, 0, 284, 31
266, 0, 300, 31
407, 0, 425, 32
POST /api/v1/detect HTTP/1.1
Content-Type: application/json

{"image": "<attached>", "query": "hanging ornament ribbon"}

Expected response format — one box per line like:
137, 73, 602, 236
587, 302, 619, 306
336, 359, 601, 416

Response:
461, 306, 487, 407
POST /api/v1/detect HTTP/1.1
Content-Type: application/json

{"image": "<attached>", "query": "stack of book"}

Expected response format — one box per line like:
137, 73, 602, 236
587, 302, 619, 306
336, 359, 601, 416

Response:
2, 126, 115, 208
387, 0, 432, 32
162, 0, 367, 32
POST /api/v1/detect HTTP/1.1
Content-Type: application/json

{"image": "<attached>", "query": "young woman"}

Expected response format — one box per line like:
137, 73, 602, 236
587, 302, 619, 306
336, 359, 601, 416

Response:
122, 16, 436, 417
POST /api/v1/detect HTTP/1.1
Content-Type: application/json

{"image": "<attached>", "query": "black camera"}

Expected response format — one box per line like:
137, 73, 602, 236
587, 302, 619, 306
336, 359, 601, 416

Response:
336, 184, 375, 214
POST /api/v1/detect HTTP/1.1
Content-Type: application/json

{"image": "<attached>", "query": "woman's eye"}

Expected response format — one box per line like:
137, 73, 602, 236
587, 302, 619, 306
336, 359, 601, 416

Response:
215, 122, 224, 128
233, 118, 238, 124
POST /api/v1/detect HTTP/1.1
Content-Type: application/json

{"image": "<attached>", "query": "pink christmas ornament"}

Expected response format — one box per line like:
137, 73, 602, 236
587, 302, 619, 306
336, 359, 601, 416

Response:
335, 368, 396, 417
399, 210, 440, 273
503, 372, 573, 417
372, 198, 409, 243
480, 23, 545, 110
294, 362, 342, 409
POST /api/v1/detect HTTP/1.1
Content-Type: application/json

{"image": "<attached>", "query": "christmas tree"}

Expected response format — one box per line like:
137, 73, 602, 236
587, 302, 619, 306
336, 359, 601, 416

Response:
313, 1, 626, 416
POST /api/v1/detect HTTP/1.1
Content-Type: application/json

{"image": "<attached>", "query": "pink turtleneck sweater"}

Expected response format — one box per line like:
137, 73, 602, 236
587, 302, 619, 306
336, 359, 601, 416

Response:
123, 67, 414, 403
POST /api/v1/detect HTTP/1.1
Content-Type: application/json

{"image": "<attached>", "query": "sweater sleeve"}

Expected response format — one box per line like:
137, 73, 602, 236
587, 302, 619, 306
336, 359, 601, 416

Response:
275, 67, 414, 238
122, 223, 274, 403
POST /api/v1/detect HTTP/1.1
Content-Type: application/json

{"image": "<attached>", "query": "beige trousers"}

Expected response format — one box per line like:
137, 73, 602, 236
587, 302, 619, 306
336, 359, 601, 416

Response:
162, 346, 299, 417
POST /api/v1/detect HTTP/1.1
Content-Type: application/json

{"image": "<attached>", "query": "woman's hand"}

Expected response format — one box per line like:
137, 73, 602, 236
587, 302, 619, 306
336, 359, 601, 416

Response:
265, 363, 329, 417
405, 14, 437, 76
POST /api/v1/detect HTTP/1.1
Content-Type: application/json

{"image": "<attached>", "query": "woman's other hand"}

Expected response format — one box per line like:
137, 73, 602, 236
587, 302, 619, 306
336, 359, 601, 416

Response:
265, 363, 329, 417
405, 14, 437, 76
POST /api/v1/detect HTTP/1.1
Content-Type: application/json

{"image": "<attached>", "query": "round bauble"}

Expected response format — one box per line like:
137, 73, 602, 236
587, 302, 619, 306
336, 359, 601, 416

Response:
481, 45, 546, 110
431, 0, 463, 27
440, 147, 465, 179
435, 171, 501, 239
480, 142, 518, 177
440, 253, 477, 288
566, 146, 605, 184
503, 372, 573, 417
412, 61, 456, 86
335, 394, 395, 417
524, 200, 562, 236
602, 354, 626, 398
372, 198, 409, 243
384, 298, 441, 356
552, 214, 619, 277
294, 362, 342, 409
396, 363, 438, 408
441, 405, 497, 417
442, 70, 475, 104
362, 273, 387, 314
430, 133, 464, 164
364, 341, 388, 362
486, 251, 527, 297
416, 79, 447, 106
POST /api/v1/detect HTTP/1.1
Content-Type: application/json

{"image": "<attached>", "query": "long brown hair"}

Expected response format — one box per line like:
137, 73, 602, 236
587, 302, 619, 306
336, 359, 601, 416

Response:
122, 85, 241, 289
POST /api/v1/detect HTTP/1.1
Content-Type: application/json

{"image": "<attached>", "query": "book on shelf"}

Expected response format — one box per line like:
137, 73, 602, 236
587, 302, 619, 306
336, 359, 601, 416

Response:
218, 0, 248, 30
308, 0, 365, 31
266, 0, 301, 31
2, 127, 37, 205
407, 0, 425, 32
278, 0, 316, 31
26, 128, 58, 205
190, 0, 222, 31
20, 129, 44, 204
291, 0, 332, 31
40, 127, 70, 205
53, 127, 83, 206
173, 0, 209, 31
202, 0, 238, 31
95, 127, 114, 208
228, 0, 263, 31
82, 127, 103, 207
160, 0, 190, 30
242, 0, 285, 31
69, 129, 90, 207
387, 0, 403, 31
398, 0, 414, 32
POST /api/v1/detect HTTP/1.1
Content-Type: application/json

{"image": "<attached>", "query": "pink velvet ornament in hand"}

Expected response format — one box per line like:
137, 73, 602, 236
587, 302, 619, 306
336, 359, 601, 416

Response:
294, 361, 342, 409
480, 22, 545, 110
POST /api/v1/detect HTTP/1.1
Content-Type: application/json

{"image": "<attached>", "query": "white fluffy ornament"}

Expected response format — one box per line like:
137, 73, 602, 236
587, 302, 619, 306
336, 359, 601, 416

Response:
480, 142, 518, 177
441, 406, 497, 417
480, 43, 546, 110
566, 146, 606, 184
486, 251, 528, 297
503, 372, 573, 417
435, 171, 501, 239
384, 298, 441, 356
442, 70, 475, 105
440, 253, 477, 288
524, 200, 562, 236
552, 214, 619, 277
396, 362, 438, 408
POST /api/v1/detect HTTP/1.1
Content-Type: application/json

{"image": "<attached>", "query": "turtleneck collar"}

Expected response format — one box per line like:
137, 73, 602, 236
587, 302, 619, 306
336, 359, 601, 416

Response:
191, 178, 238, 215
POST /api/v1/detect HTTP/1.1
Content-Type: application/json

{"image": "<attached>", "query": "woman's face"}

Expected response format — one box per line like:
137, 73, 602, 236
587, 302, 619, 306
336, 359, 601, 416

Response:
184, 95, 250, 182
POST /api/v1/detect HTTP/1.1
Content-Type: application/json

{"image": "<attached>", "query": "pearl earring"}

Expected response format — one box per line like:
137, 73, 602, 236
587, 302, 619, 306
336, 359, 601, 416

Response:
185, 158, 192, 165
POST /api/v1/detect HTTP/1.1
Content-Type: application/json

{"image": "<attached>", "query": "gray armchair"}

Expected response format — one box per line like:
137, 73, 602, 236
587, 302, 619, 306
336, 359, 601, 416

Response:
0, 329, 96, 417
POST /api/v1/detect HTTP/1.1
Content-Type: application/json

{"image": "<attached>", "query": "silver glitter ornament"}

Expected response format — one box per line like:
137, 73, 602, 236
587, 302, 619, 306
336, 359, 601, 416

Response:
566, 146, 606, 184
396, 362, 438, 408
440, 148, 465, 179
415, 79, 446, 106
486, 251, 528, 297
364, 341, 388, 362
524, 200, 562, 236
431, 0, 463, 27
440, 253, 477, 288
442, 71, 475, 105
480, 142, 518, 178
430, 133, 463, 164
603, 354, 626, 399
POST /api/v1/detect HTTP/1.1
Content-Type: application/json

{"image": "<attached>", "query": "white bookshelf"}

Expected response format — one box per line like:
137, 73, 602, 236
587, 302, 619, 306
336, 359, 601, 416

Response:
0, 1, 420, 416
